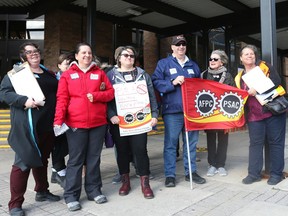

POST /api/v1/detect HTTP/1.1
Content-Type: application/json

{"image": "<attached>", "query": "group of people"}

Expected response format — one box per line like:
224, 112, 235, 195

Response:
0, 36, 286, 216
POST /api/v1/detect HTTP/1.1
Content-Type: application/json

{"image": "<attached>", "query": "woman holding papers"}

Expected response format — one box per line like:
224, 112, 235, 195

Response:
54, 42, 114, 211
107, 46, 158, 199
201, 50, 234, 177
0, 42, 60, 216
235, 44, 286, 185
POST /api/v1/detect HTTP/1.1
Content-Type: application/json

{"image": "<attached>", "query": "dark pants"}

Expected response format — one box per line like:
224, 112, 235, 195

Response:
110, 124, 150, 176
8, 132, 54, 210
64, 125, 106, 203
247, 113, 286, 180
206, 130, 228, 168
51, 134, 68, 171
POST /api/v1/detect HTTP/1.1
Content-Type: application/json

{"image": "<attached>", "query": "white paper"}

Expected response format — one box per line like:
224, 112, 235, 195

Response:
113, 80, 152, 136
53, 123, 69, 136
7, 62, 45, 105
241, 66, 275, 94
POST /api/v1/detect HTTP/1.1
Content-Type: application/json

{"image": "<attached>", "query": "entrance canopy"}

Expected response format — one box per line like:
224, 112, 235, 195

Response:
1, 0, 288, 55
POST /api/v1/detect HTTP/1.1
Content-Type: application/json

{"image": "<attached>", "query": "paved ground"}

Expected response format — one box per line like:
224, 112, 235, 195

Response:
1, 128, 288, 216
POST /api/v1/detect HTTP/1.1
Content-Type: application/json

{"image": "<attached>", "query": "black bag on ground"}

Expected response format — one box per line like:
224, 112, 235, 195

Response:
264, 96, 288, 115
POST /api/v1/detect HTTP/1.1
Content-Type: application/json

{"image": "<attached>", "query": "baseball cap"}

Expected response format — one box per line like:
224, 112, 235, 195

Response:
171, 35, 186, 45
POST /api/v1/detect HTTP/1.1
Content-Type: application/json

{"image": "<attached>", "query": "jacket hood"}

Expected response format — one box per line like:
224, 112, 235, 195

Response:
69, 61, 99, 73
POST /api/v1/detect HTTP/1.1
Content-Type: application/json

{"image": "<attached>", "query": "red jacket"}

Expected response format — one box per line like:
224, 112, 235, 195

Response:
54, 62, 114, 128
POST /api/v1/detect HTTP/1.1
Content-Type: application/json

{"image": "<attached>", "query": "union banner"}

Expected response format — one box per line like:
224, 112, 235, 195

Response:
181, 78, 249, 131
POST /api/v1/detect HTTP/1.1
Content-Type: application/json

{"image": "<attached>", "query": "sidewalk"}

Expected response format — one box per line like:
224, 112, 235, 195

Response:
1, 129, 288, 216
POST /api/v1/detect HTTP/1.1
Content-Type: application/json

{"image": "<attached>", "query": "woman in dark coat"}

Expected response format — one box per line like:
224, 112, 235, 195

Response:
0, 42, 60, 216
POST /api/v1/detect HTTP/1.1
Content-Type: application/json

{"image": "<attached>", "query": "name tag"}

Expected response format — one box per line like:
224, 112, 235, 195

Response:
187, 69, 195, 74
90, 74, 99, 80
124, 74, 133, 81
70, 73, 79, 79
169, 68, 177, 75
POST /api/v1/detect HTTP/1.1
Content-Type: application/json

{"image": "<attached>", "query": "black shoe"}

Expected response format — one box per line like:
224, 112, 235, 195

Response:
51, 171, 57, 184
186, 172, 206, 184
165, 177, 176, 187
35, 191, 60, 202
9, 207, 25, 216
242, 175, 261, 184
55, 174, 66, 188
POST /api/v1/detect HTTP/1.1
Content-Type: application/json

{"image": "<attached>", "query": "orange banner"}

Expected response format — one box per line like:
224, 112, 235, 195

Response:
181, 78, 249, 131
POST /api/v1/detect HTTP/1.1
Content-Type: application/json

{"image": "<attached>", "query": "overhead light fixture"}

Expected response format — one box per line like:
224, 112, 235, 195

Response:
126, 8, 142, 16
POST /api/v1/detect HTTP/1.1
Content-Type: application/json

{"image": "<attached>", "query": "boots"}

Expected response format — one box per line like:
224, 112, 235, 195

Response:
140, 176, 154, 199
119, 174, 131, 196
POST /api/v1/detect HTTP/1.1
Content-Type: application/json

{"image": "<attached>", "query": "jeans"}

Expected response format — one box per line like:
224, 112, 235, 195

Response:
163, 113, 199, 177
247, 113, 286, 180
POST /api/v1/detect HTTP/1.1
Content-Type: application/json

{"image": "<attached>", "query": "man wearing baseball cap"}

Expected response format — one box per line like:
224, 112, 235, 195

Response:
152, 35, 206, 187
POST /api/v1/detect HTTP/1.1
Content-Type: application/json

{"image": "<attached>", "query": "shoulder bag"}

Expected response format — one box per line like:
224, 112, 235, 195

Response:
264, 95, 288, 115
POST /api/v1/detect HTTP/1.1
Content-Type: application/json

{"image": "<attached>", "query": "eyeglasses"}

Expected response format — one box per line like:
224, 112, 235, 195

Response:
175, 43, 186, 47
25, 50, 40, 56
209, 58, 219, 62
121, 54, 135, 58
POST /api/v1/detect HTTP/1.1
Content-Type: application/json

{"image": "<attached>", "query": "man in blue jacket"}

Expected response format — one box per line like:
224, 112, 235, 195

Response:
152, 35, 206, 187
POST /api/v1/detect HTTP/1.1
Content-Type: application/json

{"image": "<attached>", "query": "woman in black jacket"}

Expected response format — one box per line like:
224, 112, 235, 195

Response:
0, 42, 60, 216
201, 49, 234, 177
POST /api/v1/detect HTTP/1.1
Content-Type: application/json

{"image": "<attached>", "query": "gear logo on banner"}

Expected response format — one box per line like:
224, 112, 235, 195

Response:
218, 92, 244, 118
195, 90, 218, 117
195, 90, 244, 118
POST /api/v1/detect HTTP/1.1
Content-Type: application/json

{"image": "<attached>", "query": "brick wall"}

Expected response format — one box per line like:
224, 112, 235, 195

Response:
143, 31, 157, 74
44, 10, 82, 72
143, 31, 172, 75
44, 9, 119, 71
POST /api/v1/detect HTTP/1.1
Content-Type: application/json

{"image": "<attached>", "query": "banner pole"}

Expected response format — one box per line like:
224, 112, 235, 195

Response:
185, 130, 193, 190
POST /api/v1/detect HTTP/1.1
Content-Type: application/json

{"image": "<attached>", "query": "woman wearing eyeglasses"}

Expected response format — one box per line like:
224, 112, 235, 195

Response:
0, 42, 60, 216
201, 50, 234, 177
106, 46, 158, 199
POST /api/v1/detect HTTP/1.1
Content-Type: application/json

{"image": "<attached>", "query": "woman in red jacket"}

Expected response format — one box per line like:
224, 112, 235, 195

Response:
54, 42, 114, 211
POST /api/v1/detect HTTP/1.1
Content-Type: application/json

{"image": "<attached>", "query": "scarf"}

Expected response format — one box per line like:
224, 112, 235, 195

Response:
207, 66, 227, 84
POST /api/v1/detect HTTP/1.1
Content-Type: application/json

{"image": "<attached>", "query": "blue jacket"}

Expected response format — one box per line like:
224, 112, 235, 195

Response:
151, 55, 200, 115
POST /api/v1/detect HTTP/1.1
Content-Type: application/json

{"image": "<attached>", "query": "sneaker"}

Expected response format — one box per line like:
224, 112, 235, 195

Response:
218, 167, 228, 176
93, 195, 108, 204
35, 191, 60, 202
112, 172, 121, 184
242, 175, 261, 184
267, 177, 283, 185
67, 201, 81, 211
186, 172, 206, 184
207, 166, 217, 177
165, 177, 176, 187
51, 171, 57, 184
9, 207, 25, 216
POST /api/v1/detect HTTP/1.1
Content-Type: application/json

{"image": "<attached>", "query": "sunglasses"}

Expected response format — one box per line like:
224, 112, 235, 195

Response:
175, 43, 186, 47
209, 58, 219, 62
25, 49, 40, 55
121, 54, 135, 58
